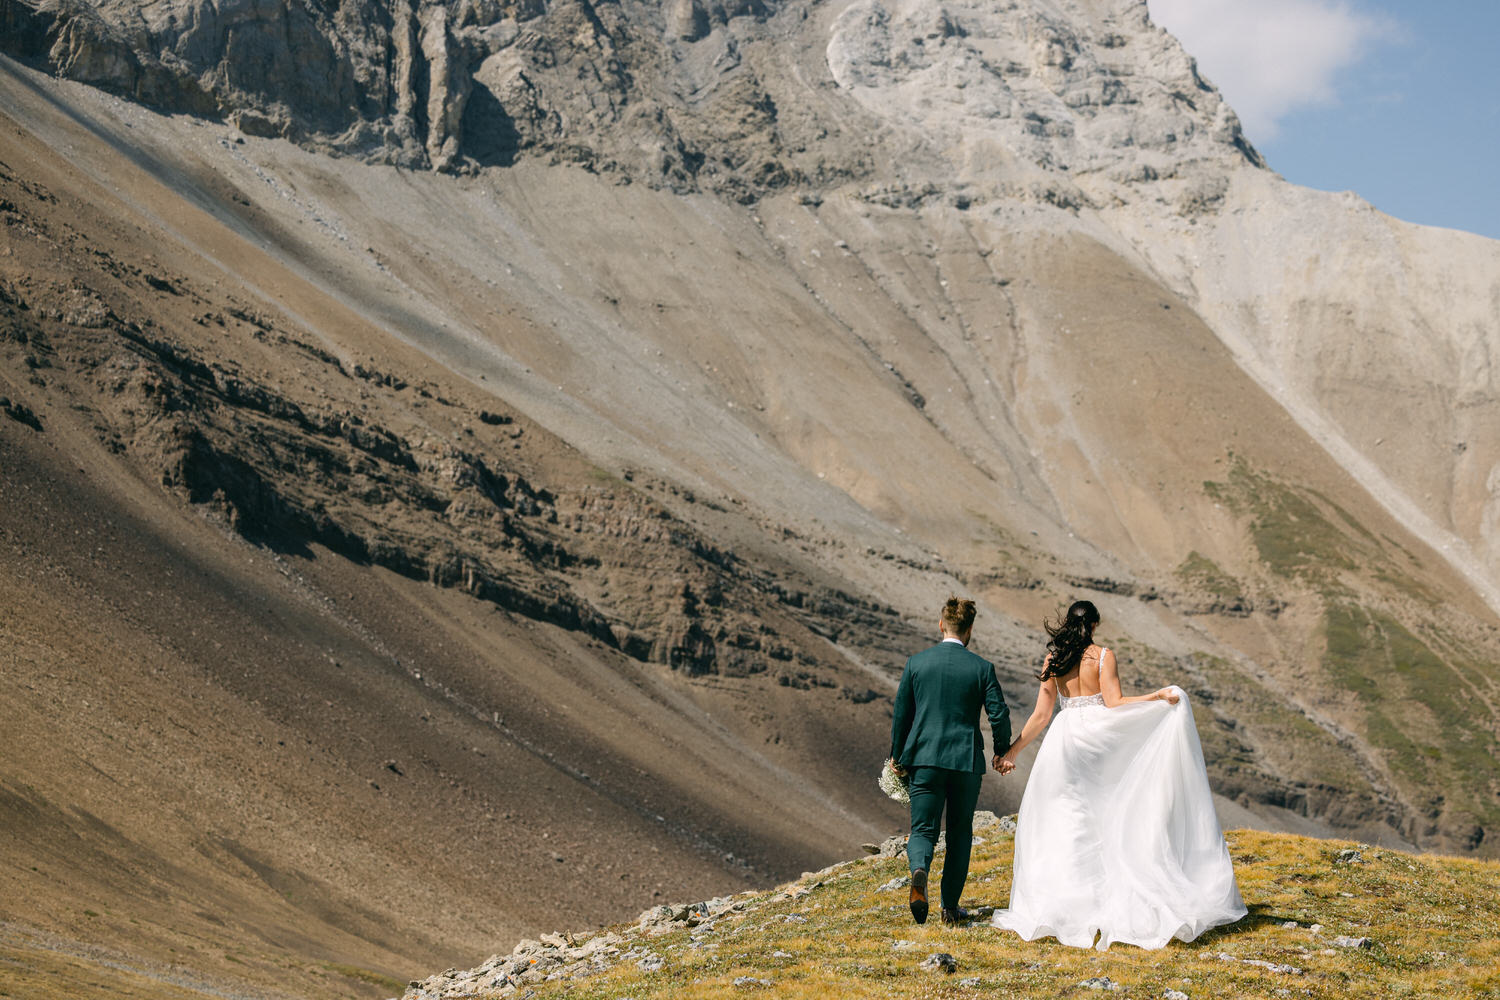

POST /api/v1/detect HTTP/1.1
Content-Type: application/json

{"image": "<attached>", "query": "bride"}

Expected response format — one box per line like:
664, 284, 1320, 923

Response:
991, 600, 1246, 950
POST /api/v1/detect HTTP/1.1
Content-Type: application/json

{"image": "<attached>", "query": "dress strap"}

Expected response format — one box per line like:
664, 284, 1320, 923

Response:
1084, 646, 1106, 690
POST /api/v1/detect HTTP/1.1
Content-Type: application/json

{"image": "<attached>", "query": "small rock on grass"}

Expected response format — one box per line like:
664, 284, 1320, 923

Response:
1164, 990, 1189, 1000
733, 976, 772, 988
1334, 848, 1364, 864
1215, 953, 1304, 976
877, 875, 911, 892
919, 952, 957, 974
1079, 976, 1122, 991
959, 976, 982, 987
1330, 935, 1372, 949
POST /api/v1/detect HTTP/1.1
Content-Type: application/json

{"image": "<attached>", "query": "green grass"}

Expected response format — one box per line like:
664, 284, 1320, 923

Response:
494, 829, 1500, 1000
1204, 460, 1359, 585
1322, 603, 1500, 837
1202, 457, 1439, 606
1199, 456, 1496, 840
1175, 551, 1247, 602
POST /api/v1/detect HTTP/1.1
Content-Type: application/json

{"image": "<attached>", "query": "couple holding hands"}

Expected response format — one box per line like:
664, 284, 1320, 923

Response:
888, 597, 1245, 950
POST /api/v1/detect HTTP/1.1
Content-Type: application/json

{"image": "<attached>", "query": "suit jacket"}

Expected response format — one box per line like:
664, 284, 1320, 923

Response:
890, 640, 1011, 774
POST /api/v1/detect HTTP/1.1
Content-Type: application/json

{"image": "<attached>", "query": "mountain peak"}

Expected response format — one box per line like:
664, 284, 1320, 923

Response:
6, 0, 1261, 206
828, 0, 1263, 205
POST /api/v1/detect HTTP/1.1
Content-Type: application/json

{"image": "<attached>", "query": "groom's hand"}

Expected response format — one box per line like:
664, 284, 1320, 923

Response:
994, 754, 1016, 775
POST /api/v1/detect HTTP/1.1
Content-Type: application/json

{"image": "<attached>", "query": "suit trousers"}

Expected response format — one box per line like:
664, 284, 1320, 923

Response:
905, 766, 983, 910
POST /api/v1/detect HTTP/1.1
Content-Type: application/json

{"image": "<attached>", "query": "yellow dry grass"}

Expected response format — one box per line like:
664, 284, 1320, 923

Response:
518, 830, 1500, 1000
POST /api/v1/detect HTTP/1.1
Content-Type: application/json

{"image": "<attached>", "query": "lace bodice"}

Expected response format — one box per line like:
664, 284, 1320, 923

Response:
1056, 646, 1107, 709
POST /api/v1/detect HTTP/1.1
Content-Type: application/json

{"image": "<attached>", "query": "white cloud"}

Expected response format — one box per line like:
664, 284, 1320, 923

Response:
1147, 0, 1395, 140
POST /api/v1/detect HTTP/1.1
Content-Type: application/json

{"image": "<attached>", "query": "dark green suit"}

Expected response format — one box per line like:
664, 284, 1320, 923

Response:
890, 638, 1010, 910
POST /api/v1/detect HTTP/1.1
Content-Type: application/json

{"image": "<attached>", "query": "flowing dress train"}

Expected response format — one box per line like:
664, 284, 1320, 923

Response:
992, 677, 1246, 950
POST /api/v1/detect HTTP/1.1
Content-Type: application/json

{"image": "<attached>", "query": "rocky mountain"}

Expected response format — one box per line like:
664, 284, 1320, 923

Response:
2, 0, 1498, 996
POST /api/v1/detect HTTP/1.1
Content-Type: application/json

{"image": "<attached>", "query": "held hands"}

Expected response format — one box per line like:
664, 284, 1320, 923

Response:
992, 754, 1016, 776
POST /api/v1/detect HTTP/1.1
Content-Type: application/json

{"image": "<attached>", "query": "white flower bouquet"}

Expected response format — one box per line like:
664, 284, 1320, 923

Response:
879, 758, 910, 803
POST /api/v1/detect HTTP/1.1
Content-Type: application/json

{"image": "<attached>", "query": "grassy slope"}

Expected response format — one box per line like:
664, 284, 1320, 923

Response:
1203, 457, 1500, 849
476, 827, 1500, 1000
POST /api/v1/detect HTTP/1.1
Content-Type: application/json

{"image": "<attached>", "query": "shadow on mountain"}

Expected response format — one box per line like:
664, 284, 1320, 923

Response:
462, 83, 523, 168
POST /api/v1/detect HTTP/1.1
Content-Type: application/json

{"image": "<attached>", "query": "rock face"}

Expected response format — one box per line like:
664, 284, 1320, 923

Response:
4, 0, 1498, 853
2, 0, 818, 193
0, 215, 913, 684
0, 0, 1259, 200
12, 0, 1491, 597
825, 0, 1262, 201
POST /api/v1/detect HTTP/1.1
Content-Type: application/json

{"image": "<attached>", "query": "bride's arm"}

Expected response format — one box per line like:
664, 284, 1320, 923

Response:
996, 678, 1058, 772
1099, 648, 1178, 707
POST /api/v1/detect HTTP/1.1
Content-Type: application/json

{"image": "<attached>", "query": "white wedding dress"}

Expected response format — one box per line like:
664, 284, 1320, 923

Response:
992, 664, 1246, 950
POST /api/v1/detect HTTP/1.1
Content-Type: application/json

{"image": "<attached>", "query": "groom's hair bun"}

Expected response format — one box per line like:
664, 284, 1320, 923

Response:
941, 596, 977, 634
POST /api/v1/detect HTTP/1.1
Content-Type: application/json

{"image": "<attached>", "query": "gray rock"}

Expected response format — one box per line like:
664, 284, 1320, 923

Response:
919, 952, 957, 974
1216, 953, 1305, 976
636, 954, 664, 972
1079, 977, 1122, 991
732, 977, 773, 988
876, 875, 911, 892
973, 810, 1019, 834
1334, 848, 1364, 864
1164, 990, 1190, 1000
959, 977, 982, 988
1330, 935, 1372, 949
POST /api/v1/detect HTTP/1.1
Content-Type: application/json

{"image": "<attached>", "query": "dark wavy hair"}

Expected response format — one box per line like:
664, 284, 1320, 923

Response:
1038, 600, 1101, 680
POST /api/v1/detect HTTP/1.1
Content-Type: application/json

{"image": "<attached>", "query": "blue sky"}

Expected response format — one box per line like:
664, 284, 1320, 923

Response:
1147, 0, 1500, 241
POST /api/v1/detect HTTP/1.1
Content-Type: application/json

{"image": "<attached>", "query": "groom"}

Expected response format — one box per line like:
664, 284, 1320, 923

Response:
890, 597, 1011, 925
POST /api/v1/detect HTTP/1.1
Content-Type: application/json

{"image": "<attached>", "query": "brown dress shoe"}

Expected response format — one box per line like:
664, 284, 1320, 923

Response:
908, 869, 929, 924
940, 906, 970, 926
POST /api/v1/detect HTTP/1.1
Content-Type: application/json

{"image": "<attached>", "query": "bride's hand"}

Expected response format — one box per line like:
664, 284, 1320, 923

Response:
1155, 687, 1180, 705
